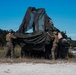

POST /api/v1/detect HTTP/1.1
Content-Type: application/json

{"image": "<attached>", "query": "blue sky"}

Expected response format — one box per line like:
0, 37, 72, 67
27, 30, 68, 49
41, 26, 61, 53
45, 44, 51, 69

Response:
0, 0, 76, 40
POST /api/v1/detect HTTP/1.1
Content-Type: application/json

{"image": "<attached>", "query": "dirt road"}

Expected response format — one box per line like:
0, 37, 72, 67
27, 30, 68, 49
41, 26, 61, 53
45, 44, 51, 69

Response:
0, 61, 76, 75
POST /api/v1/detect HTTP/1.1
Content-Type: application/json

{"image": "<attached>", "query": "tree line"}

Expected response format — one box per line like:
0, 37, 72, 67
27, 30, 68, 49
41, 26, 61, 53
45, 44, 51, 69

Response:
0, 29, 8, 46
0, 29, 76, 47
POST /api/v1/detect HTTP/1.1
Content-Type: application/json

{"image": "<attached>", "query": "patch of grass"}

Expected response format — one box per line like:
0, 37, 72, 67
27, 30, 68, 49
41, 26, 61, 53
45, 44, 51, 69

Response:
0, 45, 21, 58
0, 46, 76, 63
14, 45, 21, 58
68, 52, 76, 58
0, 50, 6, 58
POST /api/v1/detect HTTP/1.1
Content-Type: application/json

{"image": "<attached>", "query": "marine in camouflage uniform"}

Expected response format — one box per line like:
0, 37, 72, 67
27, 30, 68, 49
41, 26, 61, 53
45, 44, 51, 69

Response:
51, 31, 58, 59
5, 29, 17, 58
47, 31, 58, 59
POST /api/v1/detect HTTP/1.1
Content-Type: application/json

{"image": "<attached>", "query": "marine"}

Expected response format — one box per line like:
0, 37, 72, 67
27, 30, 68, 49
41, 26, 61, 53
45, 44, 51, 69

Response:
5, 29, 17, 58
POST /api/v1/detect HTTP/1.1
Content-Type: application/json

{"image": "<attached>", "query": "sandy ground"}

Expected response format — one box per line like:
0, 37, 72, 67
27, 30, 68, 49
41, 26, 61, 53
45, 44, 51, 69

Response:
0, 62, 76, 75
